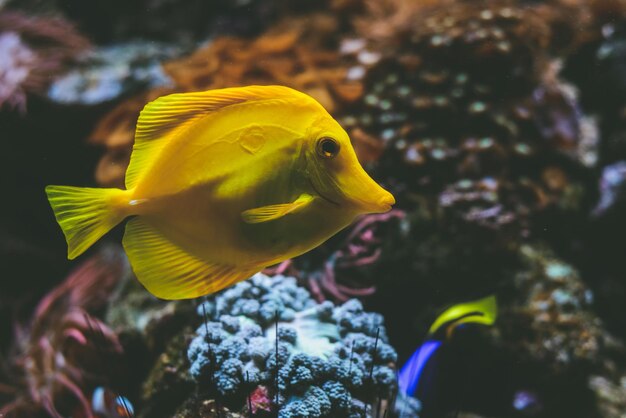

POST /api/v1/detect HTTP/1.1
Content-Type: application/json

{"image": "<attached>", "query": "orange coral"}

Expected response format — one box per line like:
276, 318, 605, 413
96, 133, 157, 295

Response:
163, 16, 361, 113
89, 87, 174, 188
90, 15, 361, 188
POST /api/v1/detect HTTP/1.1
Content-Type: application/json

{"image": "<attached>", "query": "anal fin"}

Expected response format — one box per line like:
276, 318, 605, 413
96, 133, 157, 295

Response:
123, 218, 256, 299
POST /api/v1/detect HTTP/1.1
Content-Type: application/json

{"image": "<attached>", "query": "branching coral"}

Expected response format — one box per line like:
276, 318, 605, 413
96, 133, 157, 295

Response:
0, 11, 90, 112
187, 273, 397, 417
0, 247, 129, 418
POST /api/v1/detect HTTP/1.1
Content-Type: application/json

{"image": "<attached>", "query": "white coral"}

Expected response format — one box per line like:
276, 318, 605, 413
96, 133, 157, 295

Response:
0, 32, 36, 110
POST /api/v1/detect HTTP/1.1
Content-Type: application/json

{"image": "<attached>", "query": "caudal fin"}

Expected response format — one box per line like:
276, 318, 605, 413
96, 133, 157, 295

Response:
45, 185, 127, 259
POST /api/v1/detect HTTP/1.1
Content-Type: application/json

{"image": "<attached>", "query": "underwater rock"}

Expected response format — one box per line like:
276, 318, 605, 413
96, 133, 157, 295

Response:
0, 10, 90, 112
48, 41, 181, 105
139, 330, 196, 418
560, 3, 626, 345
174, 395, 243, 418
186, 273, 398, 417
561, 0, 626, 198
491, 245, 626, 417
500, 245, 605, 369
104, 270, 197, 418
0, 247, 130, 418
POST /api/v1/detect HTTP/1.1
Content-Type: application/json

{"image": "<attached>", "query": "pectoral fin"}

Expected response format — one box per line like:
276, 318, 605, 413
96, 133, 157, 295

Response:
242, 194, 314, 224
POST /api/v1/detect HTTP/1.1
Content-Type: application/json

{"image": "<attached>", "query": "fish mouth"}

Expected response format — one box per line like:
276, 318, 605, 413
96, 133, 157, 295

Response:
308, 178, 339, 206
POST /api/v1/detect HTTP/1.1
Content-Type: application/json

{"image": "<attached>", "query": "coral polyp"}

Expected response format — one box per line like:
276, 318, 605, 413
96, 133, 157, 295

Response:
187, 273, 398, 417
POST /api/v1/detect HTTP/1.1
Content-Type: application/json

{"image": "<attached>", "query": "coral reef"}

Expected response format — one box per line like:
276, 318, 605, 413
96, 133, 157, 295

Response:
0, 11, 90, 112
186, 273, 398, 417
325, 0, 600, 325
342, 1, 595, 213
5, 1, 626, 418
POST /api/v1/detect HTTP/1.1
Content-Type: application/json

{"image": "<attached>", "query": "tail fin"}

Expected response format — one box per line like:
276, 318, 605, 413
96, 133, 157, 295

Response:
45, 185, 127, 259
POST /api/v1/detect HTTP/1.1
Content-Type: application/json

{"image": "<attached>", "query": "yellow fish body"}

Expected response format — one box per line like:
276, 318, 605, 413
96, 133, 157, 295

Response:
46, 86, 395, 299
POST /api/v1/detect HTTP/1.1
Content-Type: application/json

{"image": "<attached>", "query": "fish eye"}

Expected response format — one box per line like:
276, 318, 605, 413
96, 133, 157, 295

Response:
317, 137, 340, 159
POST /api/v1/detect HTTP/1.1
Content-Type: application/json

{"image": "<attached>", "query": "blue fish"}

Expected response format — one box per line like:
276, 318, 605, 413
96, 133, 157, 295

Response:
398, 295, 497, 397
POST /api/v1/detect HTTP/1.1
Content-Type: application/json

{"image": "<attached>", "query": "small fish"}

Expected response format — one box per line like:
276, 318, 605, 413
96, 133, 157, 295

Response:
398, 295, 497, 397
92, 387, 134, 418
46, 86, 394, 299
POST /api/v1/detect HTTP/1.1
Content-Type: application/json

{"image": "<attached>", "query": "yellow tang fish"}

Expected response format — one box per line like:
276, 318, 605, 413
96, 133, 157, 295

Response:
45, 86, 395, 300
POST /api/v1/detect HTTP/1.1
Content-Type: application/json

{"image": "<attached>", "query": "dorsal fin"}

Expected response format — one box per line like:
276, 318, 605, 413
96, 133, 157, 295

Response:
125, 85, 310, 189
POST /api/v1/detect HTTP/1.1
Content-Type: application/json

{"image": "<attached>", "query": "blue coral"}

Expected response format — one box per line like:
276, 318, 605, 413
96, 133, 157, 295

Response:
187, 273, 398, 415
279, 387, 332, 418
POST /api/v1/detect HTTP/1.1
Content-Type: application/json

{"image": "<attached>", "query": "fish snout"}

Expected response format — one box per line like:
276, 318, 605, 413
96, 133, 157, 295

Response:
338, 163, 395, 213
376, 192, 396, 212
355, 188, 395, 214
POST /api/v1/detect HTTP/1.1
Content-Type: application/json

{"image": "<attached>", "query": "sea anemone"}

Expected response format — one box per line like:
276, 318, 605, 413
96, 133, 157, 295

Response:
0, 247, 129, 418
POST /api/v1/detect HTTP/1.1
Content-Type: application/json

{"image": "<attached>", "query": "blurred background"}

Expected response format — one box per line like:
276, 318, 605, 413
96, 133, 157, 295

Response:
2, 0, 626, 417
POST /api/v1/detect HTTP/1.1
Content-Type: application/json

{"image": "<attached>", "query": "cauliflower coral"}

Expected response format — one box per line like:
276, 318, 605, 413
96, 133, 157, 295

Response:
187, 273, 398, 417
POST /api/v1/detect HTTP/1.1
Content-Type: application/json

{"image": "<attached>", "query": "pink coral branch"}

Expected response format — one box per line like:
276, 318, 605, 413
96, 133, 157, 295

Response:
337, 248, 382, 267
274, 260, 293, 275
41, 395, 64, 418
320, 269, 350, 302
307, 274, 326, 302
63, 328, 88, 345
54, 373, 94, 418
334, 283, 376, 297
